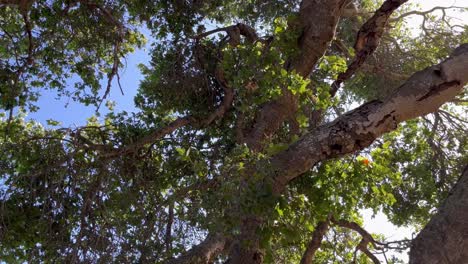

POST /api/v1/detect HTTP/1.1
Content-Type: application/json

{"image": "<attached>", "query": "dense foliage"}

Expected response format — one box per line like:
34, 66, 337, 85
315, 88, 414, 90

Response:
0, 0, 467, 263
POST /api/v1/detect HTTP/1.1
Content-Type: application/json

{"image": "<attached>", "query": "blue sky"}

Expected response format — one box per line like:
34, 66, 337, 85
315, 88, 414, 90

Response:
26, 38, 150, 127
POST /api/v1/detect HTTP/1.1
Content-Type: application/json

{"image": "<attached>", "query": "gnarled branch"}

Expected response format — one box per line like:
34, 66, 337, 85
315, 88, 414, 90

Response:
309, 0, 408, 127
270, 43, 468, 194
194, 23, 259, 45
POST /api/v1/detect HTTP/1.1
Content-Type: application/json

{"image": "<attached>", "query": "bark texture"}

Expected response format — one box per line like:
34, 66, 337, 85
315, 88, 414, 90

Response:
270, 44, 468, 193
409, 165, 468, 264
225, 217, 264, 264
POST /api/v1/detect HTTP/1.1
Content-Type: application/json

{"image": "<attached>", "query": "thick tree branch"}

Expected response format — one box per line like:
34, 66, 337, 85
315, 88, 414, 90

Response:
224, 216, 265, 264
292, 0, 350, 77
300, 219, 330, 264
221, 5, 356, 250
409, 165, 468, 263
167, 233, 229, 264
309, 0, 408, 127
244, 0, 349, 152
246, 0, 408, 149
99, 116, 193, 157
331, 218, 378, 247
356, 239, 380, 264
83, 23, 252, 157
334, 39, 409, 80
331, 0, 408, 96
98, 89, 235, 157
269, 44, 468, 194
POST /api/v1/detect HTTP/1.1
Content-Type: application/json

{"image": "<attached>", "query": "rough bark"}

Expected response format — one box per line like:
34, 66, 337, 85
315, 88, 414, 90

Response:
229, 44, 468, 264
270, 44, 468, 194
409, 165, 468, 264
225, 243, 263, 264
292, 0, 350, 77
244, 0, 349, 152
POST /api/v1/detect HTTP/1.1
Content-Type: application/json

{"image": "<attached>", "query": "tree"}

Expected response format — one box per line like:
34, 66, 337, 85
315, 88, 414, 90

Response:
410, 165, 468, 264
0, 0, 467, 263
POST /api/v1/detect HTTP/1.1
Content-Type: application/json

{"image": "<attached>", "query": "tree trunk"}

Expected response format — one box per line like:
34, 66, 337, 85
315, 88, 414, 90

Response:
225, 217, 264, 264
409, 165, 468, 264
225, 246, 263, 264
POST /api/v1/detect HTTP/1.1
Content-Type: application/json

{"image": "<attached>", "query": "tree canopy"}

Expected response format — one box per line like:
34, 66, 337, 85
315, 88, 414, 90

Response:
0, 0, 467, 263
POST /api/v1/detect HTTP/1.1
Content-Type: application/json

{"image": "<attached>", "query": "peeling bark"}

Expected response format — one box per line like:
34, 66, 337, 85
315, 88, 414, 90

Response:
270, 44, 468, 193
409, 165, 468, 264
310, 0, 408, 127
354, 0, 408, 54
